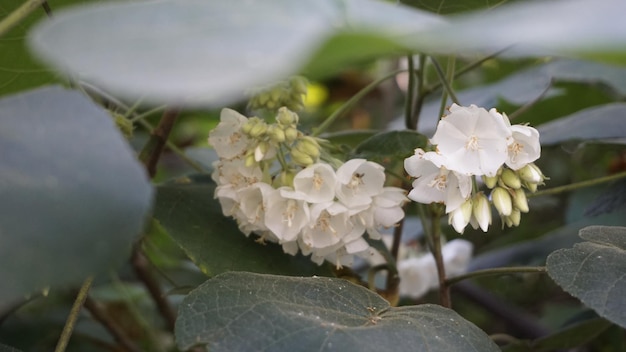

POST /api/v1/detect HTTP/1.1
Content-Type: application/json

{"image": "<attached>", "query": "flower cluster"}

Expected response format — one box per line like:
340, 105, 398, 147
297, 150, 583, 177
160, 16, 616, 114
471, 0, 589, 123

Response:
247, 76, 308, 112
404, 104, 545, 233
209, 107, 407, 268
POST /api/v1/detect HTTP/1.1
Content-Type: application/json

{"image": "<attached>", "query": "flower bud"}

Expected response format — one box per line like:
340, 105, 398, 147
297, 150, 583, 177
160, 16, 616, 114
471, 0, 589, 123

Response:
472, 193, 491, 232
449, 199, 473, 234
254, 141, 270, 162
518, 163, 544, 184
504, 209, 521, 227
290, 147, 314, 166
284, 126, 299, 143
249, 120, 268, 138
275, 169, 296, 188
270, 87, 283, 103
482, 174, 498, 189
501, 168, 522, 189
245, 151, 257, 167
295, 136, 320, 159
276, 107, 299, 126
269, 125, 286, 143
290, 76, 308, 95
491, 187, 512, 216
512, 188, 529, 213
523, 181, 538, 193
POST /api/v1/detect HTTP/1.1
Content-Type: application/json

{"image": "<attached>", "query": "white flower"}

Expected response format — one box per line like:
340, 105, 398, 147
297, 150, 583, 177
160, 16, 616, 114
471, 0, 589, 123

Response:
300, 202, 351, 251
506, 124, 541, 170
264, 187, 310, 242
441, 239, 473, 278
431, 104, 511, 177
208, 109, 251, 160
237, 183, 273, 232
397, 255, 438, 299
212, 158, 262, 189
448, 198, 473, 234
335, 159, 386, 211
286, 163, 336, 203
404, 149, 472, 212
371, 187, 408, 227
470, 193, 491, 232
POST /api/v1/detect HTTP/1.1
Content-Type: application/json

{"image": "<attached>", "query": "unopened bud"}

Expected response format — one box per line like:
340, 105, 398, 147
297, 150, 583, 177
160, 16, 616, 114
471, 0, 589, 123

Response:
270, 88, 283, 103
501, 168, 521, 189
512, 188, 529, 213
269, 125, 286, 143
295, 136, 320, 159
518, 163, 544, 184
249, 121, 268, 138
449, 199, 473, 234
290, 147, 314, 166
254, 141, 270, 162
276, 107, 299, 126
482, 175, 498, 189
492, 187, 512, 216
275, 169, 296, 188
504, 209, 521, 227
523, 181, 538, 193
472, 193, 491, 232
245, 152, 257, 167
290, 76, 308, 95
284, 126, 299, 143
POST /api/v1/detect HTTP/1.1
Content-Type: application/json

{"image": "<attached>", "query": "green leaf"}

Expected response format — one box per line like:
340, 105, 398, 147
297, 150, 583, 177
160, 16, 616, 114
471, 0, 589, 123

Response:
406, 0, 626, 62
351, 130, 428, 167
175, 272, 500, 352
0, 343, 22, 352
401, 0, 509, 14
547, 226, 626, 328
538, 103, 626, 145
503, 317, 612, 352
28, 0, 442, 107
0, 86, 153, 302
153, 174, 333, 277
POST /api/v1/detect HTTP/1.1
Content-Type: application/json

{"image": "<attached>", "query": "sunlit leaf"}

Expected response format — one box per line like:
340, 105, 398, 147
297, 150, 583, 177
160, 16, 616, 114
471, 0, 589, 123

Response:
175, 272, 500, 352
153, 174, 333, 277
547, 226, 626, 328
0, 86, 153, 302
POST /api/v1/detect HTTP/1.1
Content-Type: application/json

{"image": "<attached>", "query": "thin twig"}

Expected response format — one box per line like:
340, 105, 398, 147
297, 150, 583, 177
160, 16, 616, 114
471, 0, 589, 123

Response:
429, 213, 451, 308
131, 244, 177, 332
55, 276, 94, 352
404, 54, 416, 130
431, 56, 460, 110
41, 1, 53, 17
139, 108, 180, 178
445, 266, 547, 286
83, 296, 142, 352
530, 170, 626, 198
0, 0, 49, 36
508, 78, 553, 121
410, 54, 427, 130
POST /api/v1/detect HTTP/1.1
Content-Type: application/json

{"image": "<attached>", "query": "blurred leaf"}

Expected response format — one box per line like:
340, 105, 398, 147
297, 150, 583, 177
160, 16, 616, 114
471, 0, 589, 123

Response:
29, 0, 442, 107
406, 0, 626, 63
0, 343, 22, 352
153, 174, 333, 277
0, 86, 153, 302
503, 317, 612, 352
400, 0, 509, 14
323, 130, 378, 149
175, 272, 500, 352
351, 130, 428, 166
547, 226, 626, 328
538, 103, 626, 145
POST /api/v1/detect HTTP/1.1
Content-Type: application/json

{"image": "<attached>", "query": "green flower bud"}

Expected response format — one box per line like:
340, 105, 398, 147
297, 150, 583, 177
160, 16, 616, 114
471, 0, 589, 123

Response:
257, 92, 270, 105
492, 187, 512, 216
290, 147, 314, 166
254, 141, 271, 162
269, 125, 286, 143
482, 174, 498, 189
504, 209, 521, 227
270, 88, 283, 103
249, 121, 268, 138
523, 181, 538, 193
512, 188, 529, 213
276, 107, 299, 126
245, 151, 257, 167
241, 119, 254, 134
501, 168, 522, 189
295, 136, 320, 159
284, 126, 299, 143
110, 112, 133, 139
274, 169, 296, 188
290, 76, 309, 95
518, 163, 544, 184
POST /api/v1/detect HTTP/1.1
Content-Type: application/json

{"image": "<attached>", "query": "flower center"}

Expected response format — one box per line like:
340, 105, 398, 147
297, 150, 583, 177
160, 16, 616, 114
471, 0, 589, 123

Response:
428, 174, 447, 191
508, 142, 523, 162
348, 172, 365, 190
313, 172, 324, 190
282, 200, 298, 227
316, 211, 337, 235
465, 135, 480, 151
229, 132, 242, 145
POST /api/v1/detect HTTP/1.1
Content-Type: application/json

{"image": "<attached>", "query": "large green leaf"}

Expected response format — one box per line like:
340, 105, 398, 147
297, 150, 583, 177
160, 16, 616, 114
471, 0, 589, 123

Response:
153, 174, 332, 277
538, 103, 626, 145
547, 226, 626, 328
175, 272, 500, 352
351, 130, 428, 167
405, 0, 626, 62
0, 86, 153, 302
28, 0, 443, 107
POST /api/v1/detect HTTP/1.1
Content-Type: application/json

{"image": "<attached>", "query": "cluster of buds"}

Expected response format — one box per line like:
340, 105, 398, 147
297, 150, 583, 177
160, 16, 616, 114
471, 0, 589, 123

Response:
483, 163, 546, 227
209, 107, 407, 268
404, 104, 546, 233
247, 76, 309, 112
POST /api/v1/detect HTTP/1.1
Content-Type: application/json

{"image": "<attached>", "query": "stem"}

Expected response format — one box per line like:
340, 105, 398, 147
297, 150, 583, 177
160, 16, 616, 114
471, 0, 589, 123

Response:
389, 214, 405, 262
0, 0, 49, 37
131, 244, 177, 332
445, 266, 547, 286
431, 56, 460, 117
529, 170, 626, 197
138, 108, 180, 178
410, 54, 427, 130
83, 297, 142, 352
312, 69, 404, 137
430, 214, 451, 308
55, 276, 94, 352
404, 55, 416, 129
508, 78, 553, 121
